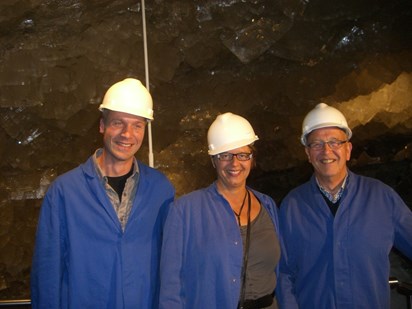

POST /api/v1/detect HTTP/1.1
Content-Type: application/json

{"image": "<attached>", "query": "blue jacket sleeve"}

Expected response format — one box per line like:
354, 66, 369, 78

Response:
277, 198, 299, 309
392, 189, 412, 260
159, 201, 185, 309
30, 184, 66, 309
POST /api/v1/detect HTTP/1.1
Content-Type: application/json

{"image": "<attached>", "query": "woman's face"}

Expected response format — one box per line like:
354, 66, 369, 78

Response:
213, 145, 254, 191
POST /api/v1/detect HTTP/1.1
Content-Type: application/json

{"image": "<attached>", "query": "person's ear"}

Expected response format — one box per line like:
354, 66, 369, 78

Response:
210, 156, 216, 168
99, 118, 105, 134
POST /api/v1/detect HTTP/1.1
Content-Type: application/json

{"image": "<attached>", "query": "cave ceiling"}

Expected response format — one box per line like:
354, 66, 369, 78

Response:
0, 0, 411, 199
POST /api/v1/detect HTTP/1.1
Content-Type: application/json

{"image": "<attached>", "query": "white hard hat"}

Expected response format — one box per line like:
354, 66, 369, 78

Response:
301, 103, 352, 145
208, 112, 259, 155
99, 78, 154, 120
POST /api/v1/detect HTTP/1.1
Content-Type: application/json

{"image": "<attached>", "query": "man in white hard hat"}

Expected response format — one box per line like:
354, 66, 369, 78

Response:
277, 103, 412, 309
31, 78, 175, 309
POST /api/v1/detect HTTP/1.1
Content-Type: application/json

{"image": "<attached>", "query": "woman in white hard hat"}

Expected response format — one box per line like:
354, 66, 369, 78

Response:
159, 112, 281, 309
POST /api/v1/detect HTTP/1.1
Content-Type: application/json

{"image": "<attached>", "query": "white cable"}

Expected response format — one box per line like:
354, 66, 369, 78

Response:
141, 0, 154, 167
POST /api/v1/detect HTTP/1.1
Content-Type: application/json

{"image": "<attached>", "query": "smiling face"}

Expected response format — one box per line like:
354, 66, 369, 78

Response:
99, 110, 146, 169
213, 145, 253, 192
305, 127, 352, 187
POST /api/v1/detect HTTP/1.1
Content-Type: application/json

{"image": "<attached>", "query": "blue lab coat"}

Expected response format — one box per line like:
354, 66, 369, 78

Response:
31, 155, 174, 309
278, 171, 412, 309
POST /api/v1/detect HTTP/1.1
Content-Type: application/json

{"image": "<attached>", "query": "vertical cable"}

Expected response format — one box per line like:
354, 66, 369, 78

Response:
141, 0, 154, 167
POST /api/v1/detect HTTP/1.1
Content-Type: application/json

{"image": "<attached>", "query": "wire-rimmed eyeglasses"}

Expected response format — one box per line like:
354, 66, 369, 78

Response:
215, 152, 253, 161
307, 140, 348, 151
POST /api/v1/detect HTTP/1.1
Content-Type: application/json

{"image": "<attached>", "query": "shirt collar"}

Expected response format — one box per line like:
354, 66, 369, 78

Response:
92, 148, 139, 180
316, 174, 348, 203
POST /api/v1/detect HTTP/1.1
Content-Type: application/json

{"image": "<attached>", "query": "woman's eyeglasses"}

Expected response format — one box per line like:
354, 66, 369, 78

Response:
215, 152, 253, 161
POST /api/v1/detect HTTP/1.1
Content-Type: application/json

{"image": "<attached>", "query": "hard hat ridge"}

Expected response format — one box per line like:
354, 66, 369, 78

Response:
208, 112, 259, 155
99, 78, 154, 120
301, 103, 352, 146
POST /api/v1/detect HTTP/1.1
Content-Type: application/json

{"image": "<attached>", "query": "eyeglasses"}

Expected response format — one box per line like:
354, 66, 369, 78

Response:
307, 140, 348, 151
216, 152, 253, 161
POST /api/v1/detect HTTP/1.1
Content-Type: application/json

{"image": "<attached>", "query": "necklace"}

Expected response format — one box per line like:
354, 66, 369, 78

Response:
238, 189, 251, 308
232, 189, 248, 225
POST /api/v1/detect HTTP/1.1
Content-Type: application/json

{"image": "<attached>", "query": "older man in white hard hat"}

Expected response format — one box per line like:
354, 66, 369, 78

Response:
31, 78, 175, 309
277, 103, 412, 309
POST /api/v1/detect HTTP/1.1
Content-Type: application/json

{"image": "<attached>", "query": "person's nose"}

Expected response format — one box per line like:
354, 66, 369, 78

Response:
121, 124, 133, 137
230, 155, 242, 165
321, 142, 334, 152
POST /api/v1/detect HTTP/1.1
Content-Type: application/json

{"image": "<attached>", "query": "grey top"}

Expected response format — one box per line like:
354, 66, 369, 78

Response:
240, 205, 280, 309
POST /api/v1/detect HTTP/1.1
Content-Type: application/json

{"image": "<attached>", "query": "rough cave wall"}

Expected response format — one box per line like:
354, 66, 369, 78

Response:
0, 0, 411, 302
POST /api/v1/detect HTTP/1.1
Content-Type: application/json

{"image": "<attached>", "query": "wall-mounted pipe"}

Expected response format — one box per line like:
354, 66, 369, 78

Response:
141, 0, 154, 167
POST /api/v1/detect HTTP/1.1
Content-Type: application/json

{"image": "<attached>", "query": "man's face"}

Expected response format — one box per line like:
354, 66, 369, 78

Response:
100, 110, 146, 165
305, 127, 352, 183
